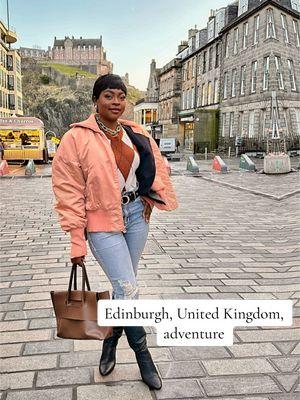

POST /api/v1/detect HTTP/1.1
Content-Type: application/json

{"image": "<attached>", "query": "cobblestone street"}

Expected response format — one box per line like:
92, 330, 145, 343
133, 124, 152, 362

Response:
0, 163, 300, 400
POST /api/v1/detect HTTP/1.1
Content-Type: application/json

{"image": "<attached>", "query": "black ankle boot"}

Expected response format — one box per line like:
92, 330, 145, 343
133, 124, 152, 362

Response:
124, 326, 162, 390
99, 326, 123, 376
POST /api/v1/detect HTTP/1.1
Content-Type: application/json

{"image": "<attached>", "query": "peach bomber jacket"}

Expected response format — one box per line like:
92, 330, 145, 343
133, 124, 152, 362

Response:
52, 114, 178, 258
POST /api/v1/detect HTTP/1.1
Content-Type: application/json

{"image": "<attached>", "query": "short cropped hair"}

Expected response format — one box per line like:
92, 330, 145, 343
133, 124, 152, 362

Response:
92, 74, 127, 101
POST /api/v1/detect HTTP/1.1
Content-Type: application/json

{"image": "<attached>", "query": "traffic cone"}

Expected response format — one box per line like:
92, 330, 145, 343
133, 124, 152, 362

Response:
25, 159, 36, 176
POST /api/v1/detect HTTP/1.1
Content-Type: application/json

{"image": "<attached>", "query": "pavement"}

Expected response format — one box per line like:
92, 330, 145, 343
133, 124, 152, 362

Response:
0, 157, 300, 400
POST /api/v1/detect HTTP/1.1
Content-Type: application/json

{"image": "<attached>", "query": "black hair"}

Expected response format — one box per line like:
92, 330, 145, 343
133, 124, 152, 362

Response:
92, 74, 127, 101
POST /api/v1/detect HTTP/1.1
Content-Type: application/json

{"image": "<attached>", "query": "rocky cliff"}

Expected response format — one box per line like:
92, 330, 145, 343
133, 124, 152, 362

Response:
21, 59, 144, 137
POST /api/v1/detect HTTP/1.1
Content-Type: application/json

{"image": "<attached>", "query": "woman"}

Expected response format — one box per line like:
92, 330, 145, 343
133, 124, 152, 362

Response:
52, 74, 178, 390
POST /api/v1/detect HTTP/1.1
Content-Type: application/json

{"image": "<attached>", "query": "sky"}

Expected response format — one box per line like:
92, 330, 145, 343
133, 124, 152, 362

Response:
1, 0, 227, 90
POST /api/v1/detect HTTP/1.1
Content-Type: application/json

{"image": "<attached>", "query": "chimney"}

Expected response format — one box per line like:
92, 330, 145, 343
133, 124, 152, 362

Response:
177, 41, 188, 53
188, 28, 198, 39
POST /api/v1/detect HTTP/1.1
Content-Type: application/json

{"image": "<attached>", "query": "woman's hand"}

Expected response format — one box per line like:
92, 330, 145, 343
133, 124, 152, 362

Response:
140, 197, 153, 223
71, 256, 85, 267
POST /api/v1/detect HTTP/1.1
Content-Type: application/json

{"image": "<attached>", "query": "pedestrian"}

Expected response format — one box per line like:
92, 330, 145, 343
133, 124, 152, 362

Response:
176, 138, 180, 153
0, 138, 4, 161
52, 74, 178, 390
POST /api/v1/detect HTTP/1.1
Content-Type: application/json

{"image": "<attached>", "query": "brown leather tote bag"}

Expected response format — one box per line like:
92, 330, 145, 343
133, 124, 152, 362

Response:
51, 263, 113, 340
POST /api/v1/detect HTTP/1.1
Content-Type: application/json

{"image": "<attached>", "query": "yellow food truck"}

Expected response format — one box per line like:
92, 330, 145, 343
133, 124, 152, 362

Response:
0, 116, 48, 162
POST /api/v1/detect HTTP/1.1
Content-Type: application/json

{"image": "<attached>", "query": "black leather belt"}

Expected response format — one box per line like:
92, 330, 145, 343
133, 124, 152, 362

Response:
121, 190, 140, 205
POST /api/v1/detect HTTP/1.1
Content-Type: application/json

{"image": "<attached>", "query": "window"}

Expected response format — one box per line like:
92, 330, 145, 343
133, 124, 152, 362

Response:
182, 91, 186, 109
191, 87, 195, 108
203, 51, 207, 73
238, 111, 244, 135
8, 94, 15, 110
233, 28, 239, 54
225, 33, 229, 58
221, 113, 226, 137
197, 55, 201, 75
201, 83, 207, 106
248, 110, 255, 138
287, 59, 296, 91
231, 69, 237, 97
243, 22, 248, 49
183, 64, 187, 81
223, 72, 228, 99
186, 89, 190, 109
293, 19, 300, 47
7, 75, 14, 91
254, 15, 260, 44
214, 78, 219, 103
6, 55, 13, 71
275, 56, 284, 89
229, 112, 234, 137
266, 9, 276, 39
208, 48, 213, 71
215, 43, 220, 68
192, 58, 196, 77
197, 85, 201, 107
207, 81, 212, 104
263, 56, 270, 91
281, 14, 289, 43
251, 61, 257, 93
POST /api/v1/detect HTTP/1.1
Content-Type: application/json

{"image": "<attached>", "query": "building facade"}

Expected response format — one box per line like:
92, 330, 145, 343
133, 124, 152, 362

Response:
178, 3, 238, 153
219, 0, 300, 152
51, 36, 113, 75
19, 46, 50, 59
134, 60, 160, 136
156, 0, 300, 153
0, 20, 23, 117
158, 58, 182, 139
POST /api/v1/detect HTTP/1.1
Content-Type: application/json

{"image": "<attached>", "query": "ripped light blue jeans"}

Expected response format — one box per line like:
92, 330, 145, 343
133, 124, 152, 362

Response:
87, 196, 149, 300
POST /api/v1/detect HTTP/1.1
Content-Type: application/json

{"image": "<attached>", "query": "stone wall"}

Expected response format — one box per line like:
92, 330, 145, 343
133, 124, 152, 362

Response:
41, 67, 95, 90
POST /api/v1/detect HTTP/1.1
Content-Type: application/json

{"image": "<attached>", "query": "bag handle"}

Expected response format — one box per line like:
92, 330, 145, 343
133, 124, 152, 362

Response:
67, 262, 91, 303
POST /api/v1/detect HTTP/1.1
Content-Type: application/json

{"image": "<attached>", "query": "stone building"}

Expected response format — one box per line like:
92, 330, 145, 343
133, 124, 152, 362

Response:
19, 46, 50, 59
158, 57, 182, 138
178, 3, 238, 152
51, 36, 113, 75
0, 20, 23, 117
219, 0, 300, 152
134, 60, 160, 135
159, 0, 299, 153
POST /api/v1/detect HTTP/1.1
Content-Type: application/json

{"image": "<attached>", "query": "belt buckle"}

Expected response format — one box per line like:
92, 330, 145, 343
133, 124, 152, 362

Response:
122, 194, 130, 205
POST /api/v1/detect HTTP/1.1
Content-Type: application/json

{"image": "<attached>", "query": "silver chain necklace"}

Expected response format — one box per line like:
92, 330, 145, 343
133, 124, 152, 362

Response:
95, 114, 121, 136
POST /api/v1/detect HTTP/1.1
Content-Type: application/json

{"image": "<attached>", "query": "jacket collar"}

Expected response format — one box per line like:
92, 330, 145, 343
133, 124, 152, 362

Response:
70, 114, 148, 137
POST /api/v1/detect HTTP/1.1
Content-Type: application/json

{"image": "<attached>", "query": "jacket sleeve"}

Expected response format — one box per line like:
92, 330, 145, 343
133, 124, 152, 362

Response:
51, 130, 87, 258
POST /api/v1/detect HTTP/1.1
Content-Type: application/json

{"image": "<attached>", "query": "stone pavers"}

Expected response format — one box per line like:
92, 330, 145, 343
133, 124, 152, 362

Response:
0, 159, 299, 399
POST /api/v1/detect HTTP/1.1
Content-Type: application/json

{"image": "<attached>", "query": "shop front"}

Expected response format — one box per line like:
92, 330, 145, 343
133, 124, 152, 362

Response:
0, 116, 47, 161
179, 114, 195, 152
